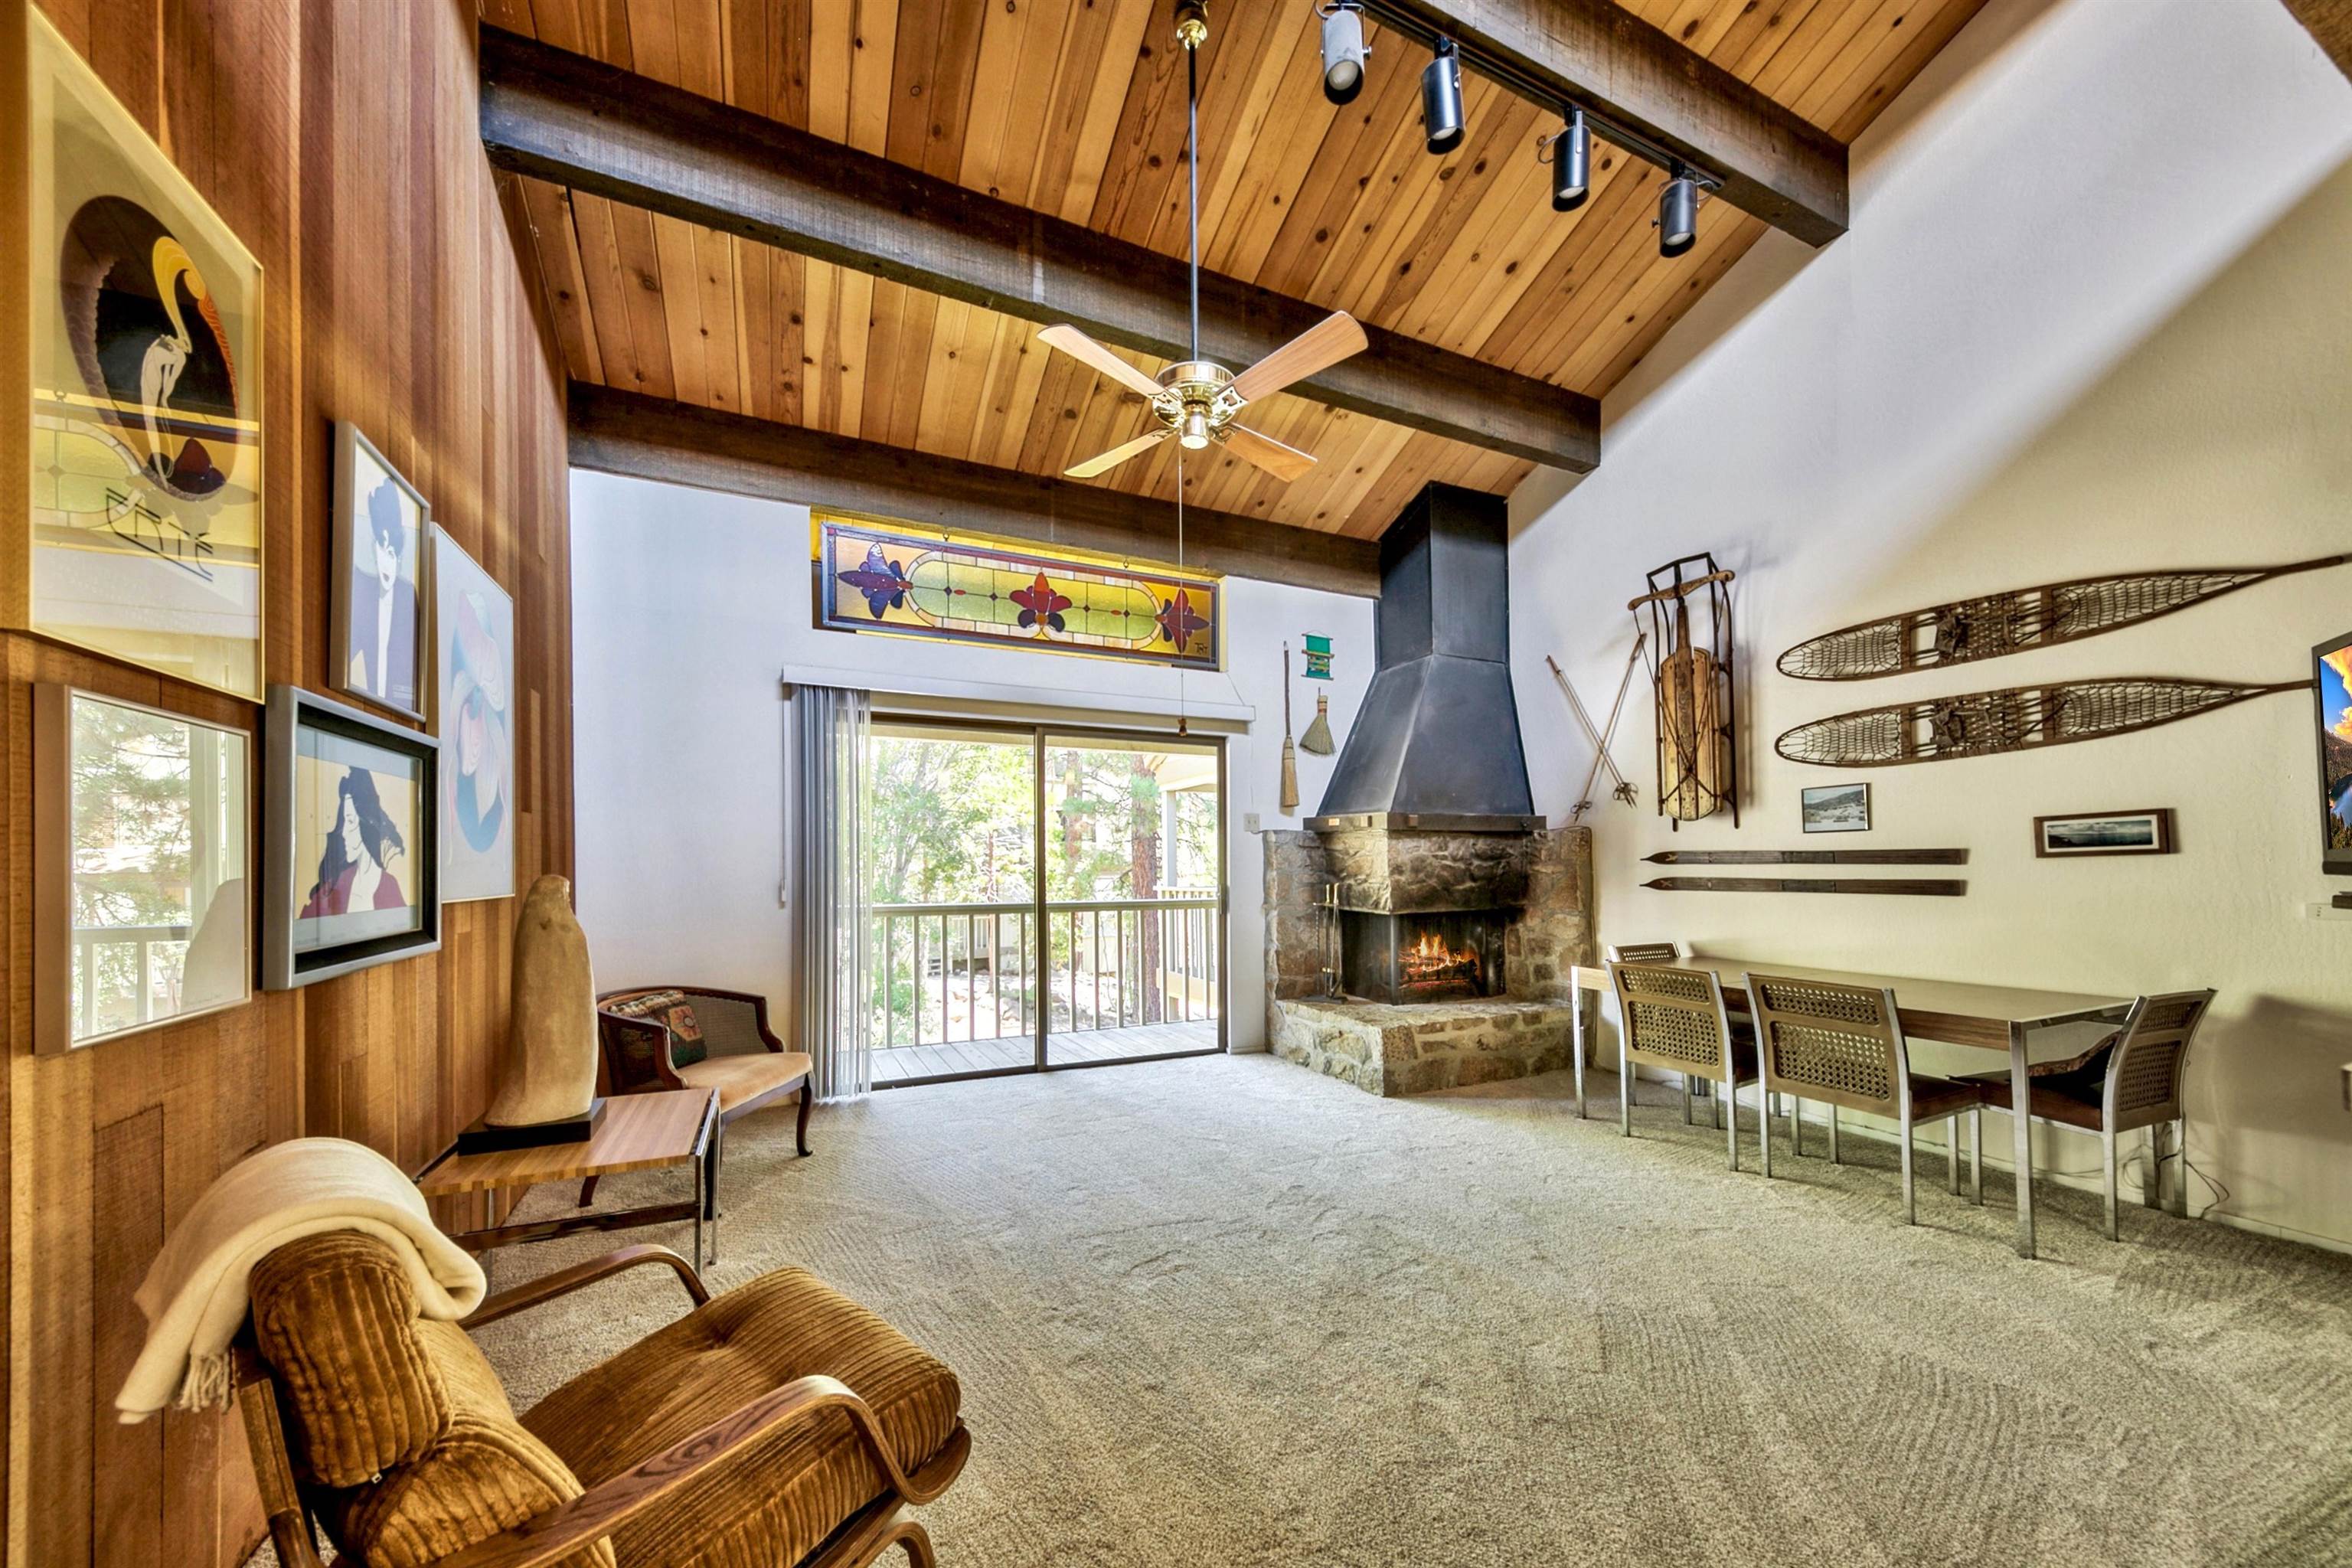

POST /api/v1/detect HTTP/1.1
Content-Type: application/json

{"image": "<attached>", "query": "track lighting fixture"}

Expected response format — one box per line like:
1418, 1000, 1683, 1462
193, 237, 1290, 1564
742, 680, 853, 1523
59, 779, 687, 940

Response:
1658, 163, 1697, 257
1420, 38, 1464, 155
1541, 107, 1589, 212
1318, 2, 1367, 106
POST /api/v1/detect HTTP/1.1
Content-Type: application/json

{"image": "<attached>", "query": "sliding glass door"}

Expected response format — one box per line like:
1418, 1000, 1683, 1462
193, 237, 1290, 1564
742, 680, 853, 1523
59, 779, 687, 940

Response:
864, 717, 1223, 1087
1042, 732, 1223, 1067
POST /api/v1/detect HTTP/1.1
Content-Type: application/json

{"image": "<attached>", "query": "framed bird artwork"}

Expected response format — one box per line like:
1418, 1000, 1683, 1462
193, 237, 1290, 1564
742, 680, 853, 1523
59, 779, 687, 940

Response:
24, 10, 266, 701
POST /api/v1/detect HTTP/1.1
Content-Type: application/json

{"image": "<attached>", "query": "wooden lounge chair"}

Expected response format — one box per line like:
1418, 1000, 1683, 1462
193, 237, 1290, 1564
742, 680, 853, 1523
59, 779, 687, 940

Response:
237, 1236, 967, 1568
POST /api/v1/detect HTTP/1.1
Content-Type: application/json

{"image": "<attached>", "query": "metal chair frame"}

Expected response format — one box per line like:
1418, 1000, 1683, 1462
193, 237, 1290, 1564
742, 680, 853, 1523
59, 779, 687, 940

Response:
1999, 989, 2213, 1241
1607, 960, 1759, 1171
1743, 970, 1984, 1224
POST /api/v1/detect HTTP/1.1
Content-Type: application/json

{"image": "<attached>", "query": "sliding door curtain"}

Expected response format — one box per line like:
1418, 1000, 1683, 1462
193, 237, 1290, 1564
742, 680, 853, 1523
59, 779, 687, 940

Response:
792, 686, 874, 1099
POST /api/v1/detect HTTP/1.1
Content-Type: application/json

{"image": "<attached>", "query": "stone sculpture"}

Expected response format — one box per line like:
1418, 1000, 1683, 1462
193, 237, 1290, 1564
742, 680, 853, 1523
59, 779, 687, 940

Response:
484, 875, 599, 1127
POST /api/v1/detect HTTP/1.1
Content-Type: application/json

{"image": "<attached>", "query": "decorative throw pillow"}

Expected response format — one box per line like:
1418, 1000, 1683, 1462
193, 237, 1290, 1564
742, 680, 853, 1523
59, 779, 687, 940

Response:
602, 989, 707, 1068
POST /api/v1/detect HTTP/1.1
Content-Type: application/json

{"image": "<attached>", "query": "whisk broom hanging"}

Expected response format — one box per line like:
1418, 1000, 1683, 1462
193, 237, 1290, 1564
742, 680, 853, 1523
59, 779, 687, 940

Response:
1280, 644, 1301, 812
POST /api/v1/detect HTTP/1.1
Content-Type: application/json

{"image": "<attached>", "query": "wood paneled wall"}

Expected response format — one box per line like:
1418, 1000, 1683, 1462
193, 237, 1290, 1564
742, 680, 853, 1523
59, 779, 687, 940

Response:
0, 3, 573, 1563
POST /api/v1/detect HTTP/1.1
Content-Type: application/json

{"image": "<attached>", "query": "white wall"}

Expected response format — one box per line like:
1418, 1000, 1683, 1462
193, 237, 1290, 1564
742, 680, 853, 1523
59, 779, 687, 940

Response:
1511, 0, 2352, 1247
570, 469, 1374, 1052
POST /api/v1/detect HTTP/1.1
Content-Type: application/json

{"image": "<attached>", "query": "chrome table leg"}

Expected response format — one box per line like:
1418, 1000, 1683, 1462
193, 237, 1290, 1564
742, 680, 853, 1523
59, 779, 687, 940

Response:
2009, 1023, 2037, 1259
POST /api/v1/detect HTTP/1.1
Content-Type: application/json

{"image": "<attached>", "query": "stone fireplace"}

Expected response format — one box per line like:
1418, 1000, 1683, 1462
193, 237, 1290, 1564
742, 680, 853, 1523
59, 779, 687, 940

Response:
1261, 482, 1593, 1097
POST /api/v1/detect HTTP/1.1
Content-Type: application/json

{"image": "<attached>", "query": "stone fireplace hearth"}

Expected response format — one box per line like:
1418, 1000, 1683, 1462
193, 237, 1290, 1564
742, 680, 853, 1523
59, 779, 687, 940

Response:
1263, 825, 1592, 1097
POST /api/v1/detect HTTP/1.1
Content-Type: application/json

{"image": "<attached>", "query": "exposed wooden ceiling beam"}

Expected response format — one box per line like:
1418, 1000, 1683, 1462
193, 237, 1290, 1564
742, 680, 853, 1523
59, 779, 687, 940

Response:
1364, 0, 1850, 246
2279, 0, 2352, 80
567, 383, 1384, 598
482, 27, 1599, 473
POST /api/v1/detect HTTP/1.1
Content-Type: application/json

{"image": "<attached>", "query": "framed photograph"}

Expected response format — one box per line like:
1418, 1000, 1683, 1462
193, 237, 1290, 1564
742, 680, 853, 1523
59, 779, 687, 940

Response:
2034, 808, 2175, 858
263, 685, 439, 988
1800, 782, 1870, 834
331, 422, 428, 720
31, 686, 252, 1054
27, 11, 264, 701
2318, 629, 2351, 877
431, 526, 517, 902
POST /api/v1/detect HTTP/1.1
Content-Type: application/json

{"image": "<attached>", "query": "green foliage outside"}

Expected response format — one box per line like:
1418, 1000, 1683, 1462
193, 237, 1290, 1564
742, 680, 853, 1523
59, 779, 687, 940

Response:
861, 730, 1219, 1047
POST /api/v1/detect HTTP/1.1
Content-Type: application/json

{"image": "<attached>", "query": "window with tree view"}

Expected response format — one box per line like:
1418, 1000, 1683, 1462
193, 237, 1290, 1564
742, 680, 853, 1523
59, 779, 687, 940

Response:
864, 720, 1221, 1085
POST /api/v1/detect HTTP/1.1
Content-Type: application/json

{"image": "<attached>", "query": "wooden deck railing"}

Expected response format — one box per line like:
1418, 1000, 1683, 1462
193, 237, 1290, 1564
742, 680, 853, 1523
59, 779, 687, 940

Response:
869, 893, 1218, 1049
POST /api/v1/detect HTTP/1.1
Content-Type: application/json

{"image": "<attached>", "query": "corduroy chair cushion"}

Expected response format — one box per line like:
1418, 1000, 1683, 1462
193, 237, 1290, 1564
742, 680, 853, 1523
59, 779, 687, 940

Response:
522, 1266, 961, 1568
251, 1234, 612, 1568
251, 1233, 449, 1486
337, 1321, 615, 1568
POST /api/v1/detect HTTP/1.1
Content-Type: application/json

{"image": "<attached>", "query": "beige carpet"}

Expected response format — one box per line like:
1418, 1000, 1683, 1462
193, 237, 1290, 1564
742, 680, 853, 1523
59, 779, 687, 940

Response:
472, 1055, 2352, 1567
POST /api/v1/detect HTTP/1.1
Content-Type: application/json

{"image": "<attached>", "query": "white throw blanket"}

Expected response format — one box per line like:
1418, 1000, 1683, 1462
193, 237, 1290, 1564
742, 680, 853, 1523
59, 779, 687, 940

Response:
116, 1137, 487, 1423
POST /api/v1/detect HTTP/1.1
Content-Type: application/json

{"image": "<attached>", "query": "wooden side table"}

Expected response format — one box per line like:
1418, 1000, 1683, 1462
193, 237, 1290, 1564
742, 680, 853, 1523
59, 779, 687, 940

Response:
416, 1089, 722, 1269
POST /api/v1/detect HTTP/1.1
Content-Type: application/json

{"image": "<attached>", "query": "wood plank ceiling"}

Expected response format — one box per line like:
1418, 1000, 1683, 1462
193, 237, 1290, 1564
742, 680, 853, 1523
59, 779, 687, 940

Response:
482, 0, 1984, 539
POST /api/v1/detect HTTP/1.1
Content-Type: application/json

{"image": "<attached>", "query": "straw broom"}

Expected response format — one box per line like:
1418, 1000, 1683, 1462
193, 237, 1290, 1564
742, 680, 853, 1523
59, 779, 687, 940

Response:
1281, 645, 1300, 812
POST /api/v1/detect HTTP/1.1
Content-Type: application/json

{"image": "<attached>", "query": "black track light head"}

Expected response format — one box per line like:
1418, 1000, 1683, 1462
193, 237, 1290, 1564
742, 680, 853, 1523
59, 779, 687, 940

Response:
1658, 164, 1697, 257
1547, 108, 1590, 212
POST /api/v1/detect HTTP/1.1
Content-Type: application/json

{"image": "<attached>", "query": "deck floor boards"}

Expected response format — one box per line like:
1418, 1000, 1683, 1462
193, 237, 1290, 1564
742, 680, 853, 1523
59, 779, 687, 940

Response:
874, 1018, 1219, 1085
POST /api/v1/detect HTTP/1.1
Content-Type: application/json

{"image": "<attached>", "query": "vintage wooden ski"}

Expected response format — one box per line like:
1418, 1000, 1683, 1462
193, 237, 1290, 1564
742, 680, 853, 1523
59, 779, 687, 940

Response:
1643, 877, 1967, 896
1777, 555, 2352, 681
1642, 848, 1968, 865
1775, 677, 2310, 768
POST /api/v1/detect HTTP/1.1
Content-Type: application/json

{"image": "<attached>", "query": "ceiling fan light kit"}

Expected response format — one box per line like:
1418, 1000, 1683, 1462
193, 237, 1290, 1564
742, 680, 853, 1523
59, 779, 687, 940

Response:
1039, 0, 1370, 486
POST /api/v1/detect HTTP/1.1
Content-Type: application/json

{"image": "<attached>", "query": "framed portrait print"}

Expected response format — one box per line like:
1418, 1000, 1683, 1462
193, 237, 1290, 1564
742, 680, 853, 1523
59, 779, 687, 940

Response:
1800, 782, 1870, 834
431, 526, 517, 902
263, 686, 440, 988
2034, 809, 2174, 858
331, 422, 428, 720
32, 686, 252, 1054
27, 11, 265, 701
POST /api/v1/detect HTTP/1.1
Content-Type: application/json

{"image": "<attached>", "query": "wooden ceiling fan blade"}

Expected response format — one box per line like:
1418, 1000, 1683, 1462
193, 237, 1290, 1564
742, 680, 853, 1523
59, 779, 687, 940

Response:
1037, 325, 1165, 399
1220, 423, 1318, 483
1064, 426, 1173, 479
1226, 312, 1368, 407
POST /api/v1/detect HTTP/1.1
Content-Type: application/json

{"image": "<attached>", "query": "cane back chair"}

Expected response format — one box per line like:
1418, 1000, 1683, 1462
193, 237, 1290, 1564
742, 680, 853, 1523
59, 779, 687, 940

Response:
1743, 972, 1984, 1223
236, 1235, 967, 1568
1965, 989, 2214, 1240
1608, 961, 1762, 1170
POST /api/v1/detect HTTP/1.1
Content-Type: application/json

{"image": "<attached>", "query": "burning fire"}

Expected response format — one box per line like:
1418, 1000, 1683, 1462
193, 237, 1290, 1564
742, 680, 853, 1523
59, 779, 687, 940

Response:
1400, 928, 1481, 989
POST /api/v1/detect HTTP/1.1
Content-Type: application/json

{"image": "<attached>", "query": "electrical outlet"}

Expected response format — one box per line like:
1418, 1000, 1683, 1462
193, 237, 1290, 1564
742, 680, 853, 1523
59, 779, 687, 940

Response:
1244, 812, 1262, 833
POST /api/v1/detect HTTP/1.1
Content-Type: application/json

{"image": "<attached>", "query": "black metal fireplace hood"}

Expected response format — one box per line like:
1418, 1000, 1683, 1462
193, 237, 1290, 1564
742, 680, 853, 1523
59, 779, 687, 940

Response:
1306, 483, 1538, 834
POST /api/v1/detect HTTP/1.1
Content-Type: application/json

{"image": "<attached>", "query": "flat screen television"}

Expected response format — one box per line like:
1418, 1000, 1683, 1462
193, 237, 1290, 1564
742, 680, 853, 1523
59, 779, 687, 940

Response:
2320, 629, 2352, 877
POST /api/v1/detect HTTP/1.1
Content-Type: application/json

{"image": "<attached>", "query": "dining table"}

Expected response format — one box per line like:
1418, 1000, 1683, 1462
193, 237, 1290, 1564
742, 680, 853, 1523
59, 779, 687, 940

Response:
1566, 957, 2135, 1259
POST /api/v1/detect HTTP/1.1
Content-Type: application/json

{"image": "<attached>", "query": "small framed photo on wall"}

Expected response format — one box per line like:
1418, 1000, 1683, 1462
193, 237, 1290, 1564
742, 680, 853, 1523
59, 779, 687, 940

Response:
32, 686, 253, 1054
1800, 782, 1870, 834
331, 422, 428, 720
430, 525, 517, 903
2034, 808, 2175, 858
263, 685, 440, 988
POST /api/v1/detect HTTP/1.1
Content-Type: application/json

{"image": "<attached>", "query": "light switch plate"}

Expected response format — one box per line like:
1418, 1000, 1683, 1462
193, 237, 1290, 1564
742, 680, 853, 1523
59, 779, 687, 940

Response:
1244, 812, 1262, 833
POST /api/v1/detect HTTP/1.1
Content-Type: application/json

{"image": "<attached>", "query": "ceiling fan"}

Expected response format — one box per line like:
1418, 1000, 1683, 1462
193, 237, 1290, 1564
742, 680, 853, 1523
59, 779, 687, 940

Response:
1042, 0, 1367, 485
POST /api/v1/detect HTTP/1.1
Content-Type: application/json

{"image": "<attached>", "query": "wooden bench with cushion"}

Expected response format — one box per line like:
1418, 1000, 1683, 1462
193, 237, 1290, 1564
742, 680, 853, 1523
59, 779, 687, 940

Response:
238, 1233, 967, 1568
591, 987, 815, 1205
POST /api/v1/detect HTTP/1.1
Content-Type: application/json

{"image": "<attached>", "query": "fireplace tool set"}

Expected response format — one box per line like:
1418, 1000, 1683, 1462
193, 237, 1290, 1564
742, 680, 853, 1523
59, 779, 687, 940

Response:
1318, 883, 1345, 1001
